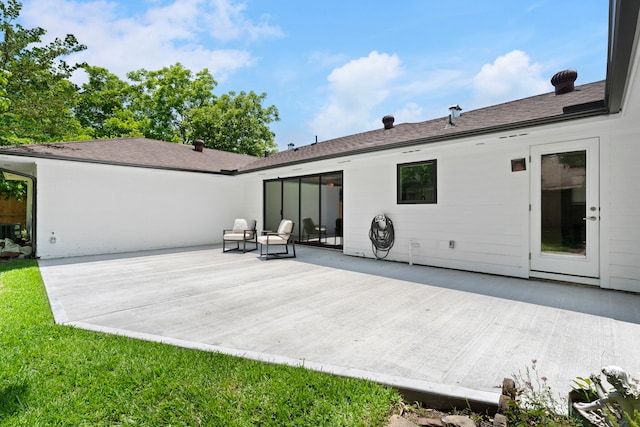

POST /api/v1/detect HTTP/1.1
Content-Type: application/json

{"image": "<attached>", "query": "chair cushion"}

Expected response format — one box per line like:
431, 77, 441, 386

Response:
257, 235, 288, 245
277, 220, 293, 235
224, 232, 252, 241
232, 219, 255, 232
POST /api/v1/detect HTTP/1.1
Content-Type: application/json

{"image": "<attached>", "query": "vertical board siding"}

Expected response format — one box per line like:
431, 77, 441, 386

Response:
607, 134, 640, 292
342, 142, 530, 277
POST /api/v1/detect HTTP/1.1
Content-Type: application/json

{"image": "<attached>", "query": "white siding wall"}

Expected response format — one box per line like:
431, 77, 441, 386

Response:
602, 29, 640, 293
603, 128, 640, 292
341, 139, 530, 277
35, 159, 244, 259
240, 113, 640, 292
241, 139, 530, 278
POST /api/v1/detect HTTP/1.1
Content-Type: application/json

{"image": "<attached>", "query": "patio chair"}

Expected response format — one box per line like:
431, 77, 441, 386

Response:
302, 217, 326, 243
257, 219, 296, 260
222, 219, 257, 253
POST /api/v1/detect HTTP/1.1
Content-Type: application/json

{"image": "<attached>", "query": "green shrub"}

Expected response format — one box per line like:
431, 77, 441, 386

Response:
506, 360, 583, 426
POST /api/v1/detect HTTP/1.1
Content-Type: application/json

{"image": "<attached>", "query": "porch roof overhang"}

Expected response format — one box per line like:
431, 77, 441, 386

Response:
605, 0, 640, 114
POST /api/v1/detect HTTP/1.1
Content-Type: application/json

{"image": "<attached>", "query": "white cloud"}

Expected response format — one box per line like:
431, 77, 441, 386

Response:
472, 50, 550, 108
203, 0, 283, 42
20, 0, 281, 82
392, 102, 424, 124
310, 51, 403, 140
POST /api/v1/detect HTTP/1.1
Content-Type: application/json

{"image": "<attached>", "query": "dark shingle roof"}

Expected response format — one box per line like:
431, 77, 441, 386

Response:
241, 80, 606, 172
0, 137, 258, 174
0, 81, 606, 174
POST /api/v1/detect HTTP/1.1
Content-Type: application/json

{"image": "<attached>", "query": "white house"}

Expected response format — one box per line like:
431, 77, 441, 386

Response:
1, 0, 639, 293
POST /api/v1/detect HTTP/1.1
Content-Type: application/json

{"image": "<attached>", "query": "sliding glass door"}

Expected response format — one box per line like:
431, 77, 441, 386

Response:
263, 171, 343, 248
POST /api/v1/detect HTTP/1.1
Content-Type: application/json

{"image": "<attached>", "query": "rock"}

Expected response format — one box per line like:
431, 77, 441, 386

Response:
502, 378, 516, 399
441, 415, 477, 427
493, 413, 508, 427
419, 417, 444, 426
386, 414, 419, 427
498, 394, 512, 412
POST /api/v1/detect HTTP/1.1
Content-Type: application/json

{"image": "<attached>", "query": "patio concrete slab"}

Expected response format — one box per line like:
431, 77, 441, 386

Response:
38, 245, 640, 408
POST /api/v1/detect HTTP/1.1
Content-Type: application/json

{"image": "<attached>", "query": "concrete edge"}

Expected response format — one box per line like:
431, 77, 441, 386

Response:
39, 269, 69, 324
64, 321, 500, 413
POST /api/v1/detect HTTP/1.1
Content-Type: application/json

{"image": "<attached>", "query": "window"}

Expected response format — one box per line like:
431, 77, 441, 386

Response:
397, 160, 437, 204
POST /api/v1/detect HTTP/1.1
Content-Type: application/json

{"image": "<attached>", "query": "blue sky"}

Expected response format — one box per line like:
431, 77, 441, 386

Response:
19, 0, 609, 151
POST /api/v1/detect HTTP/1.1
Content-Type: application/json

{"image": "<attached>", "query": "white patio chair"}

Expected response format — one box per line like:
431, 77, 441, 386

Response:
257, 219, 296, 260
222, 219, 257, 253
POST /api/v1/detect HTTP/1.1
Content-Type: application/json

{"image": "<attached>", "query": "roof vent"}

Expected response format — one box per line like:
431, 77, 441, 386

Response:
382, 115, 395, 129
193, 139, 205, 152
551, 69, 578, 95
448, 104, 462, 125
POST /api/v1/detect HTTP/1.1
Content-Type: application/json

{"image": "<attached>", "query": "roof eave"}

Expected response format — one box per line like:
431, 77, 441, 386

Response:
605, 0, 640, 113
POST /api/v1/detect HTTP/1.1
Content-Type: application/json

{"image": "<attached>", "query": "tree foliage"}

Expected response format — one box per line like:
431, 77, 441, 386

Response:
75, 65, 134, 138
186, 91, 279, 156
0, 173, 26, 200
126, 64, 217, 143
0, 0, 280, 155
0, 0, 88, 145
77, 63, 280, 154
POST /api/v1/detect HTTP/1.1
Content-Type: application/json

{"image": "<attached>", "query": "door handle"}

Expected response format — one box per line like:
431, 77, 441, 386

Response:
582, 216, 598, 221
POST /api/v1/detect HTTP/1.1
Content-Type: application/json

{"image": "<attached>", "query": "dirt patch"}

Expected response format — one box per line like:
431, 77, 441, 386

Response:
389, 401, 498, 426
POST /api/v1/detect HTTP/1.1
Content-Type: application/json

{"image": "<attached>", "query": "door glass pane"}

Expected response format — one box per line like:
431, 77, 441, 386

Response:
300, 176, 321, 243
282, 178, 300, 241
540, 150, 586, 256
264, 181, 281, 232
321, 173, 343, 246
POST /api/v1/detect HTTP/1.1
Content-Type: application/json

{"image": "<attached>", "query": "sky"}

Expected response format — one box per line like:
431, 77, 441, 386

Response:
18, 0, 609, 151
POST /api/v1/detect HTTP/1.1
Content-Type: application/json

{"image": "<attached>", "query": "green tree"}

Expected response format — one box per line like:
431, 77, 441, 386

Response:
101, 108, 147, 138
0, 69, 9, 112
186, 90, 279, 156
0, 2, 280, 154
126, 63, 217, 143
0, 0, 88, 145
75, 65, 135, 138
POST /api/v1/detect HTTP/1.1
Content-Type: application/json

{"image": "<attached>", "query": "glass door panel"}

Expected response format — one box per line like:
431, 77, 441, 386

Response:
282, 178, 300, 241
264, 180, 282, 232
300, 176, 322, 243
321, 173, 343, 245
540, 151, 587, 255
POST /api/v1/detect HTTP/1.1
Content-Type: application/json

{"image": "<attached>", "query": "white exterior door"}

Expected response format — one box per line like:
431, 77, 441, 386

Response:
530, 138, 600, 278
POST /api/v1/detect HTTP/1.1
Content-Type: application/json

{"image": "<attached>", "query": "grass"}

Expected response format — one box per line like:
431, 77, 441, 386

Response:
0, 260, 400, 426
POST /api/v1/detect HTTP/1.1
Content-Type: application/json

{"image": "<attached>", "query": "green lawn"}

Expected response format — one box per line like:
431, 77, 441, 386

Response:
0, 261, 400, 426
